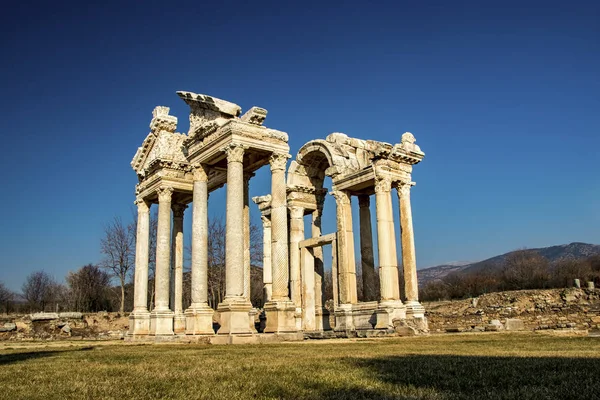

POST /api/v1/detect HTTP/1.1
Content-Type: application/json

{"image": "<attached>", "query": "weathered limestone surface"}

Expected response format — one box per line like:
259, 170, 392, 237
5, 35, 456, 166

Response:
129, 91, 426, 341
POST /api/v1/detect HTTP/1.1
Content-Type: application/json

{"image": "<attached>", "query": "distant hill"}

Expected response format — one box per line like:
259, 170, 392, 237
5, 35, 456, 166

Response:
418, 242, 600, 287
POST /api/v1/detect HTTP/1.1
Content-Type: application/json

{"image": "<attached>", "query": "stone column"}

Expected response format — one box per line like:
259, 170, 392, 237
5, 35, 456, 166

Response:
374, 177, 404, 329
289, 205, 304, 331
217, 144, 252, 335
150, 186, 174, 335
243, 173, 254, 302
358, 195, 376, 302
289, 206, 304, 308
260, 215, 272, 303
331, 190, 358, 305
331, 190, 357, 332
129, 198, 151, 336
185, 164, 214, 335
172, 203, 187, 334
397, 181, 424, 317
312, 194, 329, 330
264, 152, 296, 333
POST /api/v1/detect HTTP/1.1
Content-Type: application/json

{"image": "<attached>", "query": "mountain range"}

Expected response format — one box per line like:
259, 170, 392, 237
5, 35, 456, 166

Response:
418, 242, 600, 287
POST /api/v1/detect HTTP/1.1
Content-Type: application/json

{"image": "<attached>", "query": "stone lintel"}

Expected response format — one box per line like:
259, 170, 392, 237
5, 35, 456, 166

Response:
298, 233, 336, 249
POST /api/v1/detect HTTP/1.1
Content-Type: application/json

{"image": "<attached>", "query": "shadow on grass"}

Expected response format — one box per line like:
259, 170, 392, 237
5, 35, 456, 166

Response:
0, 346, 95, 366
312, 354, 600, 400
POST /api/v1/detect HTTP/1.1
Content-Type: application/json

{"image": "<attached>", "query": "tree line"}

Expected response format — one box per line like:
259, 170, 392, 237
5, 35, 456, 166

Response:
420, 250, 600, 301
0, 212, 264, 314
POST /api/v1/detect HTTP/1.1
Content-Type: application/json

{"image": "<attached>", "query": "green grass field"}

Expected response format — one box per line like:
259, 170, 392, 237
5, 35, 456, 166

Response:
1, 333, 599, 400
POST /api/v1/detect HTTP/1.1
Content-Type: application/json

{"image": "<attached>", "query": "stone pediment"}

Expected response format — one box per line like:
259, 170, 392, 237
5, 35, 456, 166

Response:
131, 106, 188, 179
177, 91, 242, 139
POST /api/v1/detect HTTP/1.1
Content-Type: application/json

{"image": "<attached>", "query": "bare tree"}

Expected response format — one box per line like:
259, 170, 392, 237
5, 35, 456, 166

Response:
100, 216, 135, 313
0, 281, 14, 314
66, 264, 112, 312
21, 271, 56, 312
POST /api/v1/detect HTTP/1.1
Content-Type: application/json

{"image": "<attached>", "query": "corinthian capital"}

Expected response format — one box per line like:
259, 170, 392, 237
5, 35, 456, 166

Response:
289, 206, 304, 219
330, 190, 351, 205
222, 143, 246, 164
374, 177, 392, 194
192, 163, 208, 182
134, 198, 150, 214
269, 153, 290, 171
157, 186, 174, 203
260, 215, 272, 228
172, 203, 188, 218
396, 181, 415, 197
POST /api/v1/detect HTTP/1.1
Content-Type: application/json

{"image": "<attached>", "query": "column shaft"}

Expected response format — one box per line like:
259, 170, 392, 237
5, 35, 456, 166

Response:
154, 187, 173, 311
270, 154, 290, 301
261, 216, 272, 303
225, 145, 246, 300
190, 176, 208, 306
398, 182, 419, 303
133, 199, 150, 312
332, 190, 357, 305
172, 204, 186, 315
375, 178, 400, 301
289, 206, 304, 307
358, 195, 376, 302
312, 202, 325, 311
243, 174, 252, 301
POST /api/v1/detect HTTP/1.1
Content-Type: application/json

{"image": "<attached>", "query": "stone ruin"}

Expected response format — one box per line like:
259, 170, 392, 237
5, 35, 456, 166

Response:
128, 91, 426, 342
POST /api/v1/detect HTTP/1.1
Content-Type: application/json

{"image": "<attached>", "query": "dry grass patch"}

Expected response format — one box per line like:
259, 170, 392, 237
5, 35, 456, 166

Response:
1, 333, 599, 399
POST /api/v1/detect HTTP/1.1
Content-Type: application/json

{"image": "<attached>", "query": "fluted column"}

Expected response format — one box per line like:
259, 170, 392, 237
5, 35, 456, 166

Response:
224, 144, 246, 301
331, 190, 357, 305
358, 195, 376, 302
289, 206, 304, 308
185, 164, 214, 335
172, 203, 187, 333
269, 153, 291, 301
374, 177, 400, 301
217, 144, 252, 335
261, 215, 272, 303
150, 186, 174, 335
397, 181, 424, 316
264, 152, 296, 333
129, 198, 151, 336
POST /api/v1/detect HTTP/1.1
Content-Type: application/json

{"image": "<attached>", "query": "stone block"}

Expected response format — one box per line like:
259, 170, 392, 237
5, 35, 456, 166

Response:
59, 312, 83, 319
505, 318, 525, 331
0, 322, 16, 332
30, 312, 59, 321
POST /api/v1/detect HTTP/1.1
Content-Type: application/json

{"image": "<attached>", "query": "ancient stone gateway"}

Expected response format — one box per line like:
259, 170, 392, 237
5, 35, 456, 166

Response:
128, 92, 426, 341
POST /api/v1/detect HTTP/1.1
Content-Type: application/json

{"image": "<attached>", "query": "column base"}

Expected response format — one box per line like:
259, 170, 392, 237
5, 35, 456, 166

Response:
150, 309, 174, 335
173, 313, 186, 334
216, 300, 253, 335
315, 307, 331, 331
185, 304, 215, 335
295, 307, 303, 331
128, 309, 150, 336
264, 300, 297, 333
334, 304, 354, 332
405, 300, 425, 319
249, 308, 259, 333
352, 301, 379, 330
375, 300, 406, 329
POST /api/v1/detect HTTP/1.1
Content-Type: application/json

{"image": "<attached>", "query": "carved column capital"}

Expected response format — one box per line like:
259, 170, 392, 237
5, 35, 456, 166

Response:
269, 152, 290, 171
358, 195, 370, 208
172, 203, 188, 219
374, 177, 392, 194
396, 181, 416, 197
330, 190, 351, 205
222, 143, 246, 164
134, 198, 150, 214
192, 163, 209, 182
289, 206, 304, 219
157, 186, 174, 203
260, 215, 272, 228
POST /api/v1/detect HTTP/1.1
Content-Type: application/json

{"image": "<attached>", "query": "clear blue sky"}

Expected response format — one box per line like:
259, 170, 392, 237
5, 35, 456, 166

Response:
1, 0, 598, 291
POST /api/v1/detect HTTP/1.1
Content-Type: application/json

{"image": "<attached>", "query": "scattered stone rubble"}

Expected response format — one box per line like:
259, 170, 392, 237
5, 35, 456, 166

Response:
426, 288, 600, 334
0, 312, 130, 341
